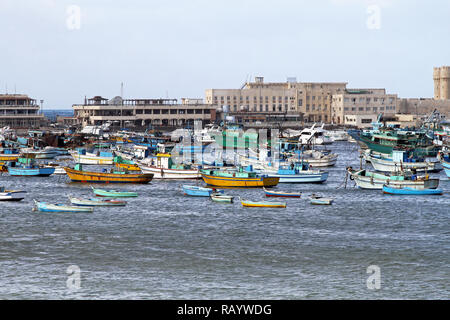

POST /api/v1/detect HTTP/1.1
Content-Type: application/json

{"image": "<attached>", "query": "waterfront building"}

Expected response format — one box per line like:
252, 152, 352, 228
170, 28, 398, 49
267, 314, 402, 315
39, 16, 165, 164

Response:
205, 77, 347, 124
331, 88, 398, 125
0, 94, 46, 128
73, 96, 218, 129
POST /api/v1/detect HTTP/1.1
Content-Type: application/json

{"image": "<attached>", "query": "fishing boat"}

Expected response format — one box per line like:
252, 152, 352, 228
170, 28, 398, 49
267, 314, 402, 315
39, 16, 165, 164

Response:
21, 147, 59, 159
263, 187, 301, 198
7, 157, 55, 176
200, 167, 279, 188
91, 187, 138, 197
439, 153, 450, 178
64, 164, 153, 184
0, 148, 20, 162
69, 197, 127, 206
137, 153, 201, 179
240, 199, 286, 208
260, 163, 328, 183
297, 123, 333, 145
309, 194, 333, 205
382, 185, 443, 195
69, 149, 114, 165
182, 185, 223, 197
210, 194, 234, 203
347, 167, 439, 190
363, 149, 442, 173
33, 200, 94, 213
0, 187, 26, 201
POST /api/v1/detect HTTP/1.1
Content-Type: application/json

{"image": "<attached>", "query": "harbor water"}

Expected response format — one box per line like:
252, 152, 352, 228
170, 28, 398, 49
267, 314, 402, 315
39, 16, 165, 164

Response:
0, 141, 448, 299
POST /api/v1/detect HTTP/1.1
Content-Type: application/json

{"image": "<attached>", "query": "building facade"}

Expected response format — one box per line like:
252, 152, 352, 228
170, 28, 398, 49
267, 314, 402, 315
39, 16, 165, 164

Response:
73, 96, 217, 128
433, 66, 450, 100
205, 77, 347, 124
331, 89, 398, 125
0, 94, 45, 128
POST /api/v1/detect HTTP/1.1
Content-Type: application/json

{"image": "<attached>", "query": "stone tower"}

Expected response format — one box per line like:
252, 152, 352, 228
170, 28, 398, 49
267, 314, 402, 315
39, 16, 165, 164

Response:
434, 66, 450, 100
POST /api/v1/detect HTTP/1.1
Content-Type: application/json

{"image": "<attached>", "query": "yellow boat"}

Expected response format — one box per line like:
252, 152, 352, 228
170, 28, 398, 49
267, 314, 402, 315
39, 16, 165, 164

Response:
201, 168, 279, 188
114, 162, 141, 171
64, 165, 153, 184
0, 155, 19, 162
241, 199, 286, 208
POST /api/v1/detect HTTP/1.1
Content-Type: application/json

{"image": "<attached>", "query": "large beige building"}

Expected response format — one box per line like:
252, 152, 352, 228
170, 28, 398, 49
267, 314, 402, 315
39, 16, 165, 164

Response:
0, 94, 46, 128
433, 66, 450, 100
331, 89, 398, 125
73, 96, 217, 128
205, 77, 347, 123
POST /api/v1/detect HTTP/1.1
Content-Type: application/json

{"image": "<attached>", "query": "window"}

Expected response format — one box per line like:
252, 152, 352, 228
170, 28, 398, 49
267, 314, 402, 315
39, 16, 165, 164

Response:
298, 99, 303, 106
361, 119, 372, 124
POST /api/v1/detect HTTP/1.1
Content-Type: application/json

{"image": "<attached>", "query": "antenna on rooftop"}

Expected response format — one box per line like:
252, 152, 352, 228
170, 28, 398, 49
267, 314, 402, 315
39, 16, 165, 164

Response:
121, 82, 124, 98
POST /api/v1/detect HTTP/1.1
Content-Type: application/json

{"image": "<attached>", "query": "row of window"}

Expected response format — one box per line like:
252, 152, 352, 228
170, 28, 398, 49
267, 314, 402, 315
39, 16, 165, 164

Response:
214, 96, 294, 102
336, 106, 396, 112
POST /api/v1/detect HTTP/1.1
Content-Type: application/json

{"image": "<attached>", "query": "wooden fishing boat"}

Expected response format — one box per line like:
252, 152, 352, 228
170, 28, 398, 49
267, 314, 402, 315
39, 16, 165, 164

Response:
69, 197, 127, 206
182, 185, 223, 197
382, 185, 443, 195
7, 157, 55, 177
64, 164, 153, 184
200, 168, 279, 188
114, 156, 141, 171
210, 194, 234, 203
241, 199, 286, 208
309, 194, 333, 205
0, 187, 26, 201
441, 157, 450, 178
347, 167, 439, 190
263, 187, 301, 198
137, 153, 201, 179
33, 200, 94, 213
260, 163, 328, 183
91, 187, 138, 197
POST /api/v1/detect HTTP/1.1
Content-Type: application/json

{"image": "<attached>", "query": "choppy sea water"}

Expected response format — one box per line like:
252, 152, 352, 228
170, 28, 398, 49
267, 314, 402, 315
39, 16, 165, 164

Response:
0, 142, 448, 299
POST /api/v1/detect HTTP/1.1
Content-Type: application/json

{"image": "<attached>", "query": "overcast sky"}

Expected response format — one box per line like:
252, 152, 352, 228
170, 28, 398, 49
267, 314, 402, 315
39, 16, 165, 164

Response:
1, 0, 449, 109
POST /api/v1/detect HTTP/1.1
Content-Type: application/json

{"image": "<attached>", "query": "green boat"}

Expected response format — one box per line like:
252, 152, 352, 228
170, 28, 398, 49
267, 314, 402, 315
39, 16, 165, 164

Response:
357, 130, 438, 157
91, 186, 138, 197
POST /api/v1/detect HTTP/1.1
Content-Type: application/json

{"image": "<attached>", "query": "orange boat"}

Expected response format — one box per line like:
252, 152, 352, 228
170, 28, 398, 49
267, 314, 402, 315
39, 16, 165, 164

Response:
64, 165, 153, 184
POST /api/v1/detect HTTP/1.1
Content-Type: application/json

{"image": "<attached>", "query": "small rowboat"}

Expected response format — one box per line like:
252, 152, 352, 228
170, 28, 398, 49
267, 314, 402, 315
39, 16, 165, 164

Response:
69, 197, 127, 206
91, 187, 138, 197
0, 187, 26, 201
210, 194, 234, 203
33, 200, 93, 213
382, 185, 443, 195
309, 194, 333, 205
241, 199, 286, 208
263, 187, 301, 198
182, 185, 223, 197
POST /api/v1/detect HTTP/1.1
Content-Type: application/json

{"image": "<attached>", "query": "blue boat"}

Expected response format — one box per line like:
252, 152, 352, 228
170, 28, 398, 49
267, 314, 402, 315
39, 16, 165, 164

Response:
182, 185, 223, 197
260, 163, 328, 183
7, 158, 55, 177
33, 200, 93, 213
382, 185, 443, 195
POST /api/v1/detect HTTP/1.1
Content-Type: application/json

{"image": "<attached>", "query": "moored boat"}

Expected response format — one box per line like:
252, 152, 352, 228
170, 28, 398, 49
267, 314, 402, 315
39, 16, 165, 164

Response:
182, 185, 223, 197
137, 153, 201, 179
382, 185, 443, 195
309, 194, 333, 205
263, 187, 301, 198
91, 187, 138, 197
347, 167, 439, 190
7, 157, 55, 176
64, 164, 153, 184
363, 150, 442, 173
241, 199, 286, 208
259, 163, 328, 183
210, 194, 234, 203
69, 149, 114, 165
33, 200, 94, 213
69, 197, 127, 206
0, 187, 26, 201
200, 167, 279, 188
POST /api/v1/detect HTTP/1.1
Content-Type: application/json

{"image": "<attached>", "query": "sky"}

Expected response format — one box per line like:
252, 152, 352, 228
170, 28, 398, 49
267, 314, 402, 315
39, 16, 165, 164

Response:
0, 0, 449, 109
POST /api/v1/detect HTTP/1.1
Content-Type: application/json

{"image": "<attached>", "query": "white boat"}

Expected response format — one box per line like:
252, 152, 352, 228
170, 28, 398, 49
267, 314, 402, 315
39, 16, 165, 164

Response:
347, 168, 440, 190
69, 150, 114, 165
363, 149, 442, 173
298, 123, 333, 145
137, 153, 201, 179
291, 149, 338, 167
21, 147, 59, 159
0, 187, 26, 201
310, 194, 333, 205
69, 197, 127, 206
326, 130, 349, 141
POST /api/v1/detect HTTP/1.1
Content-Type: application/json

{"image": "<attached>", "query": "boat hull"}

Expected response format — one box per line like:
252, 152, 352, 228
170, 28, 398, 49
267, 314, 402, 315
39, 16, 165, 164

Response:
92, 189, 138, 197
241, 199, 286, 208
70, 151, 114, 165
382, 185, 443, 195
182, 185, 221, 197
442, 160, 450, 178
64, 167, 153, 183
69, 197, 127, 206
34, 201, 94, 213
138, 164, 201, 179
264, 171, 328, 183
201, 174, 279, 187
8, 167, 55, 176
211, 195, 233, 203
364, 153, 442, 173
0, 190, 26, 201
